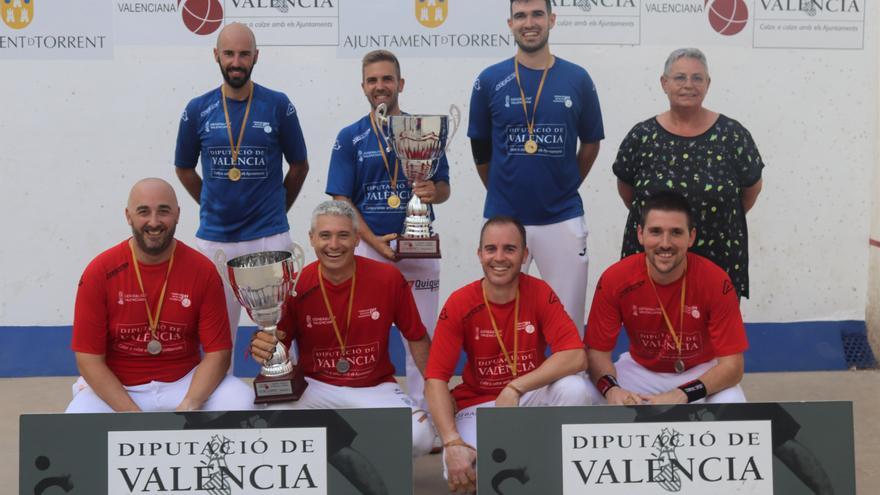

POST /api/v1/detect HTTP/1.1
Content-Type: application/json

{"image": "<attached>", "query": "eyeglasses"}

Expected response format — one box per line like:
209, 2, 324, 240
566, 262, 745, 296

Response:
668, 74, 708, 86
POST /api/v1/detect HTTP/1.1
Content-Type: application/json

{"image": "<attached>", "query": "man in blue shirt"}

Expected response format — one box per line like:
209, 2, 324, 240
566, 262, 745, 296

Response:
174, 23, 309, 366
468, 0, 604, 337
326, 50, 450, 408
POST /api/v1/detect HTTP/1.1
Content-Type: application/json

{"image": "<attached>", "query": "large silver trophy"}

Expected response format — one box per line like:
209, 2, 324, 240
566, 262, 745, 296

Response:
376, 102, 460, 258
222, 246, 307, 404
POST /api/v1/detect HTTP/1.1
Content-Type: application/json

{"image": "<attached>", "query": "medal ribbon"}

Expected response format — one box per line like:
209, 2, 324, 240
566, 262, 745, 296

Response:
481, 283, 520, 377
644, 258, 687, 366
221, 82, 254, 171
514, 57, 551, 145
129, 240, 176, 345
369, 112, 400, 196
317, 263, 357, 358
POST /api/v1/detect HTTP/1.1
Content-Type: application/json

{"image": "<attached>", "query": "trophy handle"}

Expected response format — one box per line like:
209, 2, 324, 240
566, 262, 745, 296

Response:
374, 103, 391, 150
286, 242, 306, 297
445, 104, 461, 154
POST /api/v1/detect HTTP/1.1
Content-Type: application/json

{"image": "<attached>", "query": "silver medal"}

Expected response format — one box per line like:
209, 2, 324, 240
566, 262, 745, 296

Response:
147, 339, 163, 355
674, 359, 685, 374
336, 358, 351, 374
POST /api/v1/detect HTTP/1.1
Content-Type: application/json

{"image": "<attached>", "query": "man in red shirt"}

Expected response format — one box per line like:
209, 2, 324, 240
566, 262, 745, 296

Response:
250, 200, 434, 456
67, 178, 254, 413
425, 216, 589, 493
585, 191, 747, 406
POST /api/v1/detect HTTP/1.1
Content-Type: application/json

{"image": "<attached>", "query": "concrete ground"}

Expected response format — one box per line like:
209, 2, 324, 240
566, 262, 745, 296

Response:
4, 370, 878, 494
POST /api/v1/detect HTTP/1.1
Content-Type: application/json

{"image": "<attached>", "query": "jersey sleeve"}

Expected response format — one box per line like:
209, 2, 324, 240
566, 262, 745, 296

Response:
424, 298, 464, 382
325, 127, 357, 197
732, 121, 765, 188
71, 260, 109, 355
584, 274, 624, 352
392, 270, 427, 341
278, 296, 299, 349
467, 72, 492, 141
197, 268, 233, 353
577, 70, 605, 143
279, 95, 308, 164
611, 124, 643, 186
537, 283, 583, 352
174, 100, 202, 169
433, 153, 451, 184
706, 271, 749, 357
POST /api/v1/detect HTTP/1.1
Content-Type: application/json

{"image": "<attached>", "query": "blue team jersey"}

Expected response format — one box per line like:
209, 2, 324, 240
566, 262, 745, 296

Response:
468, 56, 604, 225
174, 84, 308, 242
326, 114, 450, 235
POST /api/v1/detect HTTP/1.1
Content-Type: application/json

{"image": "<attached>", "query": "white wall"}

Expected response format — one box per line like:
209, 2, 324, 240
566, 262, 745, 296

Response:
1, 23, 877, 327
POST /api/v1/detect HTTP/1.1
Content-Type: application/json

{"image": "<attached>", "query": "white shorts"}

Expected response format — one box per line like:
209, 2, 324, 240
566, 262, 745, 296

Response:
265, 377, 435, 457
196, 232, 294, 373
485, 216, 589, 338
584, 352, 747, 405
355, 241, 440, 407
65, 367, 256, 413
442, 373, 591, 478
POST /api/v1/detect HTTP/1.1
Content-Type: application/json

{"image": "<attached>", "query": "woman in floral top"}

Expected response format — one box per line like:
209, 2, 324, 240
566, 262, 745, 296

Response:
613, 48, 764, 298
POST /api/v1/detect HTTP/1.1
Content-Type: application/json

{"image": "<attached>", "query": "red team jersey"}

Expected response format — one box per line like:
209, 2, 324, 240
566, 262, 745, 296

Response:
425, 274, 584, 410
72, 240, 231, 386
586, 252, 748, 373
279, 256, 426, 387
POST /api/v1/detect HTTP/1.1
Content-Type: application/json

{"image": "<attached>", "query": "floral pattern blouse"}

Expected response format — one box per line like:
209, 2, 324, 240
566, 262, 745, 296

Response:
613, 115, 764, 298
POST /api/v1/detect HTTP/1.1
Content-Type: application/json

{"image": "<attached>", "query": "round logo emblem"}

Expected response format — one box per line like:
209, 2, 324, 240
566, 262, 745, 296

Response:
691, 308, 701, 319
181, 297, 191, 308
564, 98, 573, 108
264, 125, 272, 134
371, 311, 380, 320
525, 324, 536, 334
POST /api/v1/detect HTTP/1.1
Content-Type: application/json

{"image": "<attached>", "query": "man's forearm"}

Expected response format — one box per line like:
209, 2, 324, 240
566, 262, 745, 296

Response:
175, 167, 203, 204
178, 350, 231, 411
76, 353, 140, 412
406, 335, 431, 376
696, 354, 744, 396
577, 141, 600, 183
474, 163, 489, 188
426, 378, 460, 442
508, 348, 586, 393
586, 349, 617, 384
284, 159, 310, 210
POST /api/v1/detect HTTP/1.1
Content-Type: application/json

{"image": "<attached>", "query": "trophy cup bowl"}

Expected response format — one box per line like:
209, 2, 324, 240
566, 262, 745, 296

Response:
226, 246, 308, 404
376, 103, 460, 258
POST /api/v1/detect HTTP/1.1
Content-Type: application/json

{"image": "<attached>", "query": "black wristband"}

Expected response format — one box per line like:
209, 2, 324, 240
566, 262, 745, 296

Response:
678, 380, 708, 403
596, 374, 619, 398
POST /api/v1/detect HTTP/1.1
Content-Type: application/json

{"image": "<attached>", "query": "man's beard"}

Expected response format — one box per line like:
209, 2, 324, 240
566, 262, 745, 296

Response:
131, 224, 176, 257
219, 61, 252, 89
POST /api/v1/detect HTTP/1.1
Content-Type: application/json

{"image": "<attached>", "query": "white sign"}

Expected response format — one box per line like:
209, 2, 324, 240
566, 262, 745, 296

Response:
752, 0, 866, 49
552, 0, 641, 46
561, 421, 774, 494
224, 0, 339, 46
108, 427, 328, 494
337, 0, 513, 58
114, 1, 214, 46
0, 0, 112, 59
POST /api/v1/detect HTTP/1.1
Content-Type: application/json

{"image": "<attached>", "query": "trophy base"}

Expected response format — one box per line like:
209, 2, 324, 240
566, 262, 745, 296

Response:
396, 235, 441, 259
253, 365, 308, 404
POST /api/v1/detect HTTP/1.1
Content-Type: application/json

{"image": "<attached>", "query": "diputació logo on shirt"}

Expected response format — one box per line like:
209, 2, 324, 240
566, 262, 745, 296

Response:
506, 124, 568, 157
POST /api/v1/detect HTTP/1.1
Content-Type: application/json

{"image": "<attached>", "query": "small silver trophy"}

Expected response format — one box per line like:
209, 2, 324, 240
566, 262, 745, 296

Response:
223, 246, 307, 404
376, 102, 460, 258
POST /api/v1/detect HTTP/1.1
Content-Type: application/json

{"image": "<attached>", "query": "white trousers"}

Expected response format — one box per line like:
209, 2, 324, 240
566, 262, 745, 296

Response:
65, 368, 256, 413
355, 241, 440, 407
442, 374, 591, 478
265, 377, 435, 457
584, 352, 747, 405
196, 232, 294, 374
522, 217, 590, 338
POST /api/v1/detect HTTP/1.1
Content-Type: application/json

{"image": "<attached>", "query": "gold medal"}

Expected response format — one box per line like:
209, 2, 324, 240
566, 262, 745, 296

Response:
228, 167, 242, 182
515, 58, 550, 159
387, 194, 401, 208
336, 358, 351, 374
524, 139, 538, 154
221, 83, 253, 185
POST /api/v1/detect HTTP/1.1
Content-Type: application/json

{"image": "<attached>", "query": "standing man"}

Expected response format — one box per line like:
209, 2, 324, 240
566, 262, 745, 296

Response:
327, 50, 450, 405
425, 216, 589, 493
584, 191, 747, 405
250, 200, 435, 457
174, 22, 309, 366
67, 178, 254, 413
468, 0, 604, 337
